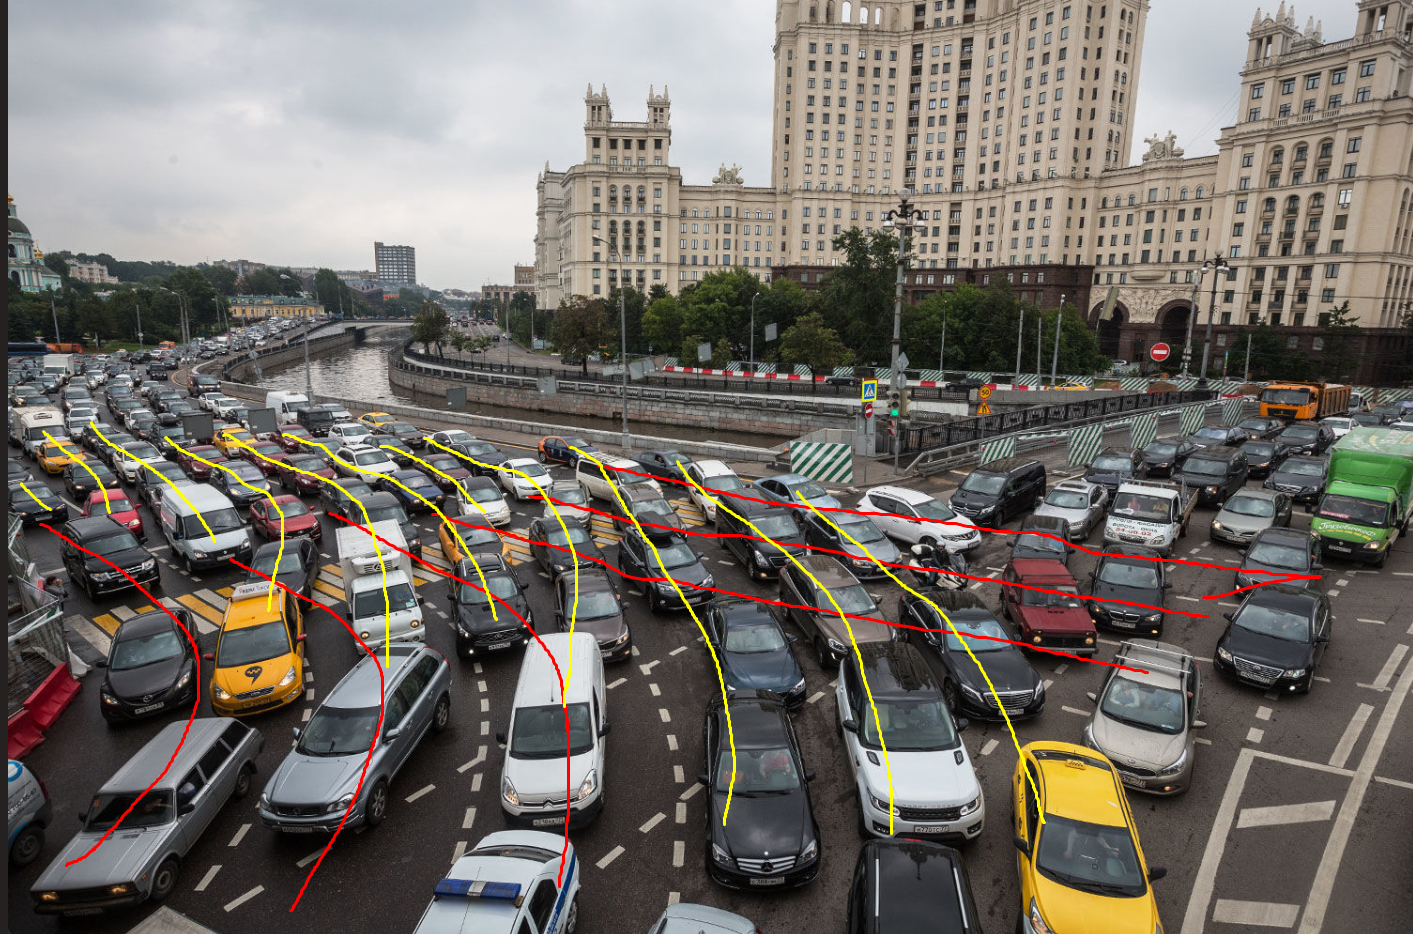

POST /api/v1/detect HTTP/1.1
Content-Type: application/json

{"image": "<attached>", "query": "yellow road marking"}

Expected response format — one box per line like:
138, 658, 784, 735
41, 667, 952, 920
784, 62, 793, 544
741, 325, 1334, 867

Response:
174, 593, 224, 626
93, 613, 121, 636
313, 579, 345, 600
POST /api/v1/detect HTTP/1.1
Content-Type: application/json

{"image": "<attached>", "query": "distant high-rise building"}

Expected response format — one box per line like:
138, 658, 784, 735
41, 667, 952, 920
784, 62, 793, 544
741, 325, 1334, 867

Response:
374, 241, 416, 285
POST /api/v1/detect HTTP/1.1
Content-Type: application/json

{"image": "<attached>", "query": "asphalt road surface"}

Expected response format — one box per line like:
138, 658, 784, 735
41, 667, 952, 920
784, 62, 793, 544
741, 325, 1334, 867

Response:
8, 436, 1413, 934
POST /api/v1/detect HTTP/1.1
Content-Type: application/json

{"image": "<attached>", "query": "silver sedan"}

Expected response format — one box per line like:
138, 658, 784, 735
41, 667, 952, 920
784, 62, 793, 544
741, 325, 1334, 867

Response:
1210, 489, 1293, 546
1032, 479, 1109, 541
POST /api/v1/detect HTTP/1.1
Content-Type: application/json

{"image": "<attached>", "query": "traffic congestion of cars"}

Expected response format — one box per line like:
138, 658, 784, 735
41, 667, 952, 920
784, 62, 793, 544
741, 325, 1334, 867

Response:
7, 344, 1413, 933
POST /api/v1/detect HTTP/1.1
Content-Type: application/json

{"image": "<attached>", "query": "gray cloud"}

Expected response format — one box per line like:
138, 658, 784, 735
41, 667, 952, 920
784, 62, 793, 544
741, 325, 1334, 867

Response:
8, 0, 1352, 289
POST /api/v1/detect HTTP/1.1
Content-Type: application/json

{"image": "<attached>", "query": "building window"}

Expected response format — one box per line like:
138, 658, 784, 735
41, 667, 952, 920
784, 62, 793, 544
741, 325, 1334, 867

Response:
1337, 188, 1352, 207
1250, 83, 1264, 99
1324, 263, 1339, 278
1359, 60, 1374, 78
1305, 74, 1320, 90
1354, 86, 1371, 102
1331, 68, 1346, 85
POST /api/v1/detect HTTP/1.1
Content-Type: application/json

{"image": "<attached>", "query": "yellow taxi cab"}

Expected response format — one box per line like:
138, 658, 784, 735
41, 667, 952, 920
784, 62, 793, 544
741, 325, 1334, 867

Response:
208, 582, 306, 716
439, 516, 511, 565
1055, 382, 1091, 391
214, 428, 256, 457
38, 440, 87, 475
1012, 741, 1165, 934
358, 412, 397, 430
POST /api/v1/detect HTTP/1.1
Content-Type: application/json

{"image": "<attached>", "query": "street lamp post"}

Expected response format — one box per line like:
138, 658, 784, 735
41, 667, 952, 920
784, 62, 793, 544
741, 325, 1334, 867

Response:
1179, 265, 1206, 378
49, 295, 62, 346
750, 293, 760, 371
938, 306, 947, 375
592, 235, 631, 453
1198, 256, 1231, 381
883, 196, 925, 471
1015, 307, 1025, 386
1050, 293, 1065, 385
279, 274, 313, 394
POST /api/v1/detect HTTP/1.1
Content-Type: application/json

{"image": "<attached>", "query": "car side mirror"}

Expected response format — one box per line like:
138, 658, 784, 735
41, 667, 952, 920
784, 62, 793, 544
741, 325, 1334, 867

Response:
295, 633, 307, 643
955, 717, 970, 732
1147, 866, 1168, 883
1086, 691, 1098, 703
79, 813, 88, 825
786, 633, 798, 644
1014, 836, 1032, 857
417, 595, 426, 605
292, 727, 302, 740
841, 717, 859, 733
598, 722, 612, 737
1088, 570, 1097, 579
95, 659, 108, 668
384, 726, 402, 741
495, 732, 507, 745
1316, 634, 1330, 644
697, 773, 710, 786
203, 652, 214, 661
179, 801, 196, 816
1223, 612, 1235, 622
1304, 503, 1313, 514
805, 770, 817, 783
1163, 582, 1173, 589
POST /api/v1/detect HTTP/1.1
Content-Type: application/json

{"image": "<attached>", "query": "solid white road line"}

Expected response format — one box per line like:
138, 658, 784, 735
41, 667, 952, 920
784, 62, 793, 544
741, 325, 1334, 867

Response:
1329, 703, 1375, 769
457, 745, 487, 774
405, 784, 435, 803
1235, 800, 1337, 830
596, 846, 625, 869
194, 865, 222, 892
224, 886, 264, 912
1298, 651, 1413, 934
228, 824, 251, 847
672, 840, 685, 868
1212, 900, 1301, 928
1360, 644, 1408, 692
1374, 775, 1413, 791
640, 812, 665, 833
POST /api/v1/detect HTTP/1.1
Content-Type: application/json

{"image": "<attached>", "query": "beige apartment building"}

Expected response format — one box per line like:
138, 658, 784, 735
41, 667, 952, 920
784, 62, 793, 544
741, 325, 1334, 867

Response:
535, 0, 1412, 377
66, 259, 119, 285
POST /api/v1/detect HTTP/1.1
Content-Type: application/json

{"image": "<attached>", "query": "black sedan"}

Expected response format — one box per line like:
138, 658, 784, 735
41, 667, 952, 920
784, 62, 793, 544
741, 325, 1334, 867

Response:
1240, 439, 1291, 479
1274, 421, 1336, 456
1087, 544, 1169, 636
1237, 416, 1286, 441
375, 468, 446, 513
63, 461, 121, 499
553, 569, 631, 662
1009, 514, 1073, 566
1139, 439, 1200, 477
382, 421, 425, 449
135, 460, 190, 510
701, 693, 820, 890
8, 460, 29, 485
318, 477, 375, 520
609, 487, 686, 536
1190, 425, 1248, 449
97, 608, 200, 723
846, 839, 982, 934
1083, 447, 1142, 493
209, 460, 271, 508
704, 599, 807, 707
59, 516, 161, 599
366, 434, 418, 469
243, 539, 319, 603
449, 555, 532, 660
900, 589, 1044, 720
452, 439, 510, 476
619, 530, 714, 614
631, 449, 694, 487
9, 483, 70, 527
1215, 585, 1331, 693
526, 516, 605, 577
1236, 527, 1322, 590
1264, 455, 1329, 504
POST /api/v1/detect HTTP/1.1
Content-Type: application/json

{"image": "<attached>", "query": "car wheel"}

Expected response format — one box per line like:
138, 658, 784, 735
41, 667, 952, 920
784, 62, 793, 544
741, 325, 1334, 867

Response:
431, 693, 451, 733
647, 590, 661, 615
231, 764, 254, 800
943, 680, 961, 713
85, 578, 97, 602
150, 856, 180, 903
364, 780, 389, 827
182, 552, 195, 574
9, 825, 44, 868
564, 895, 579, 934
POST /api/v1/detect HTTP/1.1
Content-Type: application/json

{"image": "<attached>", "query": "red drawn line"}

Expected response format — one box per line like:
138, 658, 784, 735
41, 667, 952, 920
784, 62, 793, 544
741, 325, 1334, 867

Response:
39, 524, 201, 868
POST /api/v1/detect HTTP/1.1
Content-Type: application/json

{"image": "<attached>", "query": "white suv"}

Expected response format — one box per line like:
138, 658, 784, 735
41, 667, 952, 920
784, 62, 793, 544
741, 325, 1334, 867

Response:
335, 444, 397, 478
856, 484, 982, 552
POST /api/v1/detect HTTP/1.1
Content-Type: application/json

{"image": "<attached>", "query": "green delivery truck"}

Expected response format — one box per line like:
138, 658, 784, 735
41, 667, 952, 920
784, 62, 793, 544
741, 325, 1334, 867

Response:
1310, 428, 1413, 566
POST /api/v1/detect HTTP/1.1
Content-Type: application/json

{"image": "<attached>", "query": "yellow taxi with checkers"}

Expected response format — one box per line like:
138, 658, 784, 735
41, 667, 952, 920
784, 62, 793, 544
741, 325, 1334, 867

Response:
208, 582, 307, 717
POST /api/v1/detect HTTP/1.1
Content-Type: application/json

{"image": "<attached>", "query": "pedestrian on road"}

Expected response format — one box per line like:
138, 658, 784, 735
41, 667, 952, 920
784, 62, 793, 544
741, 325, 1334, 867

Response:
41, 575, 68, 612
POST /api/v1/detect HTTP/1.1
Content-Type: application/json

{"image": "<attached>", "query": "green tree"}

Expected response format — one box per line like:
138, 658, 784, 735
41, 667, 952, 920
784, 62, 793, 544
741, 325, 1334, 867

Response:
1317, 300, 1360, 383
778, 311, 853, 375
550, 296, 612, 374
411, 301, 451, 355
821, 227, 901, 364
642, 293, 684, 354
43, 252, 69, 280
200, 264, 239, 297
509, 291, 536, 315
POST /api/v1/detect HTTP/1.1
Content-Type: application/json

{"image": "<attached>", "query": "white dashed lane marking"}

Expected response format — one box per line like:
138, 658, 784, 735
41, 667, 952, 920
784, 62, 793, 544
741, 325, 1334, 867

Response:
406, 784, 435, 803
639, 812, 665, 833
224, 886, 263, 912
296, 849, 323, 869
228, 824, 251, 847
672, 840, 685, 868
596, 846, 625, 869
462, 807, 477, 830
981, 739, 999, 756
195, 865, 221, 892
608, 677, 627, 689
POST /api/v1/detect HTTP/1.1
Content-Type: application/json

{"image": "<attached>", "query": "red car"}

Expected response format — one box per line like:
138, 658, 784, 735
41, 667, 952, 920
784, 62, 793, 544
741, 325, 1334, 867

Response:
178, 444, 223, 481
242, 441, 287, 476
276, 425, 314, 453
275, 452, 338, 494
1001, 558, 1097, 657
81, 489, 145, 540
249, 495, 321, 540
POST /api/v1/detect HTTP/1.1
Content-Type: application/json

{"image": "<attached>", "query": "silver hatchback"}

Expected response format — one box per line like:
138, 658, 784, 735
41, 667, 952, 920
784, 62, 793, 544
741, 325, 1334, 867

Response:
1210, 489, 1293, 546
1032, 479, 1109, 541
258, 643, 451, 833
1081, 640, 1204, 795
31, 718, 262, 915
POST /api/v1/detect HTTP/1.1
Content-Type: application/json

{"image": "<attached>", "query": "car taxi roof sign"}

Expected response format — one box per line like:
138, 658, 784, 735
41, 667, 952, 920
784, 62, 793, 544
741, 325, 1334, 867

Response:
230, 582, 277, 601
433, 879, 523, 902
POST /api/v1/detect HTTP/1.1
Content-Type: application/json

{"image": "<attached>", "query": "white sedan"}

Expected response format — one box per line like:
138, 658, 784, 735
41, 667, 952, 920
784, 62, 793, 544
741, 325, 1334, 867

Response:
497, 457, 553, 501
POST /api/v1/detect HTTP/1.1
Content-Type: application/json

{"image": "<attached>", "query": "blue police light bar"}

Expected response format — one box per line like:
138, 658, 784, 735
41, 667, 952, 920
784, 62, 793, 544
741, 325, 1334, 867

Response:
433, 879, 523, 900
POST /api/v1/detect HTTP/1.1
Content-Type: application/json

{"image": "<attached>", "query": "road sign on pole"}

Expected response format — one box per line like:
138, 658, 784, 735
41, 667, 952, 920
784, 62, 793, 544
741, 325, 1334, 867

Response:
863, 401, 874, 419
861, 379, 878, 403
978, 384, 994, 401
976, 402, 992, 415
1150, 342, 1172, 363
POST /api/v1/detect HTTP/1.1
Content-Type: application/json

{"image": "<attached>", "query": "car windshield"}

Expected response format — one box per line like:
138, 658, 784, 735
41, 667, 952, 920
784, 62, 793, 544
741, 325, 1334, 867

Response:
1046, 489, 1089, 510
1101, 675, 1186, 734
298, 705, 381, 756
85, 791, 175, 832
789, 479, 827, 500
1246, 542, 1308, 570
943, 615, 1009, 652
828, 584, 877, 615
226, 463, 262, 481
1316, 494, 1388, 527
1323, 419, 1351, 429
512, 462, 550, 480
1193, 428, 1229, 442
1097, 560, 1160, 588
1234, 603, 1312, 641
1143, 442, 1178, 457
1282, 460, 1325, 478
1261, 388, 1312, 405
546, 526, 592, 547
365, 505, 409, 525
1091, 455, 1133, 471
565, 589, 619, 619
562, 437, 589, 449
1019, 531, 1066, 554
724, 622, 787, 654
89, 531, 141, 556
510, 702, 594, 759
1280, 428, 1318, 442
464, 442, 498, 457
1181, 458, 1227, 478
288, 456, 327, 471
427, 457, 460, 472
912, 499, 958, 523
548, 486, 586, 506
457, 575, 520, 603
1225, 495, 1276, 518
959, 472, 1006, 495
632, 498, 675, 519
1021, 586, 1082, 607
646, 540, 698, 570
352, 451, 389, 467
252, 552, 306, 576
110, 628, 183, 671
861, 698, 958, 751
1035, 814, 1147, 897
1111, 493, 1172, 522
17, 486, 59, 506
752, 514, 800, 540
716, 746, 801, 794
466, 486, 504, 504
123, 443, 159, 459
834, 516, 886, 544
352, 582, 417, 618
90, 495, 133, 513
704, 475, 744, 492
268, 501, 311, 518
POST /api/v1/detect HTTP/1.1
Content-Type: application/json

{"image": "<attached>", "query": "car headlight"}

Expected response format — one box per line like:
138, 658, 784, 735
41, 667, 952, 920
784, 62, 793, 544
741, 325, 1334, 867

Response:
959, 794, 982, 816
1093, 604, 1110, 617
1211, 520, 1224, 531
359, 631, 370, 640
327, 792, 355, 814
752, 551, 769, 566
410, 619, 420, 628
612, 630, 630, 646
176, 669, 192, 690
790, 676, 807, 693
1363, 540, 1385, 550
800, 838, 819, 862
108, 882, 134, 895
701, 575, 714, 588
277, 666, 297, 688
960, 683, 984, 701
575, 770, 598, 802
870, 794, 900, 816
1205, 486, 1218, 495
1081, 722, 1096, 749
1283, 668, 1307, 679
138, 559, 155, 571
1144, 611, 1163, 623
101, 690, 120, 706
1160, 750, 1188, 776
712, 842, 734, 867
37, 891, 59, 902
1030, 898, 1054, 934
259, 792, 270, 809
1217, 646, 1233, 662
212, 685, 231, 700
502, 777, 519, 807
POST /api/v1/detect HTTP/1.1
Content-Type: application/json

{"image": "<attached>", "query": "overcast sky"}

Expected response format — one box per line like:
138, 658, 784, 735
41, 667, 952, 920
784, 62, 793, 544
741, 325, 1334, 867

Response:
8, 0, 1352, 291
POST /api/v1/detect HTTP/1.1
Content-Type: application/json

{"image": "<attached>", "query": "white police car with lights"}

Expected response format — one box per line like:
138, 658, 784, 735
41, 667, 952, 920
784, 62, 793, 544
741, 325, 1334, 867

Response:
412, 830, 579, 934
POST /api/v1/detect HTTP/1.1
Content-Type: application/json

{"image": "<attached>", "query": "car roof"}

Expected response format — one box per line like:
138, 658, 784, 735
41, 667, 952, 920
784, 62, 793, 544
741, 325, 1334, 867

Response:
863, 839, 970, 932
1020, 513, 1067, 532
1008, 557, 1074, 580
66, 515, 130, 538
100, 719, 230, 793
1112, 640, 1193, 689
791, 553, 857, 586
849, 642, 941, 698
709, 696, 791, 749
1185, 446, 1242, 461
1227, 488, 1282, 501
1098, 543, 1162, 562
715, 598, 779, 624
115, 610, 183, 641
513, 632, 599, 707
557, 569, 614, 596
325, 644, 426, 707
1052, 479, 1099, 494
1252, 527, 1312, 546
1029, 742, 1127, 826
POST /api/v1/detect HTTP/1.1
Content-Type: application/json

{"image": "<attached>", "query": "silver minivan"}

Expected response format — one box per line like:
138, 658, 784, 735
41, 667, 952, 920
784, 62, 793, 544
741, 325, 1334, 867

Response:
30, 718, 262, 915
157, 483, 253, 573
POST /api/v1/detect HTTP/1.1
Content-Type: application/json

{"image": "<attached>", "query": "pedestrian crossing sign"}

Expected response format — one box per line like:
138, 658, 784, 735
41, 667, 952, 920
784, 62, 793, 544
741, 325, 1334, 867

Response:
977, 402, 992, 415
861, 379, 878, 403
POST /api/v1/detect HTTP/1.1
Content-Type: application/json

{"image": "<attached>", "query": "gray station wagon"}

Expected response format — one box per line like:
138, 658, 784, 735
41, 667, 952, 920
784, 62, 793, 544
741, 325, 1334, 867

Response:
31, 718, 262, 916
258, 643, 451, 833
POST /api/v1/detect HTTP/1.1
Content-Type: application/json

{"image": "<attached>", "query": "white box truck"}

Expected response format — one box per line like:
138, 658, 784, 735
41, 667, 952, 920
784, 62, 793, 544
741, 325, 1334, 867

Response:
264, 390, 311, 425
336, 519, 425, 653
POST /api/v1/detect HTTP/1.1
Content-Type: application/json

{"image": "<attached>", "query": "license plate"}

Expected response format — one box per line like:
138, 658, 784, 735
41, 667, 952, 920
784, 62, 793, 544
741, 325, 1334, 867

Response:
280, 825, 315, 833
64, 908, 104, 917
1328, 543, 1351, 552
1120, 775, 1147, 789
911, 825, 949, 833
1003, 708, 1025, 717
1110, 619, 1136, 629
134, 702, 165, 714
1245, 674, 1275, 685
532, 817, 565, 827
486, 641, 514, 650
749, 877, 786, 886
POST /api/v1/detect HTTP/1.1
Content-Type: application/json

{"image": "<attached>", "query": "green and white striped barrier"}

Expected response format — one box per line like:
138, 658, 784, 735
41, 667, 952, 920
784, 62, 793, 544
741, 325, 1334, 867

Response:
1067, 423, 1106, 468
1130, 413, 1160, 451
1222, 398, 1246, 426
790, 441, 853, 484
978, 436, 1017, 466
1179, 403, 1207, 438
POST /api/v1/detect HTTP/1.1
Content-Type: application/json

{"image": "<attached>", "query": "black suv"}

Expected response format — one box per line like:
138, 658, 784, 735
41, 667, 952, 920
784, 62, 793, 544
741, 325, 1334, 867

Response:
1087, 544, 1169, 636
60, 516, 161, 599
1273, 421, 1336, 456
448, 555, 531, 660
846, 838, 982, 934
1139, 438, 1200, 478
949, 457, 1047, 526
1264, 455, 1329, 504
618, 529, 713, 613
1175, 447, 1249, 507
717, 496, 807, 581
1084, 447, 1142, 494
1215, 586, 1331, 693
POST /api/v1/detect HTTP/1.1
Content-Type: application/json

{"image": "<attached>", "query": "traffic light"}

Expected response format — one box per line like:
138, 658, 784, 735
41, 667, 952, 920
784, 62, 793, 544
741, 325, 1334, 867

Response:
888, 389, 902, 417
898, 388, 913, 418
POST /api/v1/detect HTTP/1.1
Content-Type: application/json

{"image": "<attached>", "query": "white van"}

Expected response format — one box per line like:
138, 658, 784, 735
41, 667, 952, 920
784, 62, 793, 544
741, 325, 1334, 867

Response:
575, 456, 662, 501
264, 391, 311, 425
499, 631, 608, 830
157, 484, 254, 573
18, 408, 68, 459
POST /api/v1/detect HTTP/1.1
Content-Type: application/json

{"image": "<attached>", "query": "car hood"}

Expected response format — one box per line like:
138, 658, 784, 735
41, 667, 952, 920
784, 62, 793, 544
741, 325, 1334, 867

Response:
547, 543, 605, 570
838, 536, 901, 565
267, 513, 318, 533
1091, 714, 1187, 772
860, 747, 978, 808
746, 532, 807, 559
1033, 503, 1088, 525
817, 609, 891, 645
949, 647, 1039, 695
1221, 625, 1313, 670
1238, 556, 1309, 581
562, 610, 627, 644
1084, 468, 1132, 486
1016, 605, 1094, 633
722, 647, 804, 692
85, 545, 151, 572
1267, 471, 1319, 489
34, 825, 171, 892
266, 752, 367, 806
949, 489, 999, 512
1033, 874, 1155, 934
457, 595, 531, 633
713, 788, 812, 859
1214, 510, 1274, 535
1090, 580, 1162, 613
504, 748, 597, 800
106, 656, 188, 701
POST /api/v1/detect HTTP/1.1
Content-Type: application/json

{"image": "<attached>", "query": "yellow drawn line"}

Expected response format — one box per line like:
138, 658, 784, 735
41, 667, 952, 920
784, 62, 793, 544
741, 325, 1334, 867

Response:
40, 432, 101, 500
179, 439, 286, 607
800, 500, 1045, 828
89, 424, 216, 541
587, 452, 738, 824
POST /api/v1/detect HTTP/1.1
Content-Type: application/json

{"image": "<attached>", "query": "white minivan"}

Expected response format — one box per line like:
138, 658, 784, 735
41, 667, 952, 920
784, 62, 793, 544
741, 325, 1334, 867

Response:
575, 456, 661, 501
498, 632, 608, 830
264, 391, 311, 425
157, 484, 254, 573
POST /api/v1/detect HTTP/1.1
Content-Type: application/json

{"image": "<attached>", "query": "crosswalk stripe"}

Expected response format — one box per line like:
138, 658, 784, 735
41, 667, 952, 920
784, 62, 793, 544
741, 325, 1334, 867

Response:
321, 563, 343, 579
92, 613, 122, 636
421, 552, 453, 571
216, 586, 234, 598
111, 605, 136, 622
173, 594, 222, 634
66, 614, 112, 656
196, 588, 227, 608
313, 579, 344, 600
